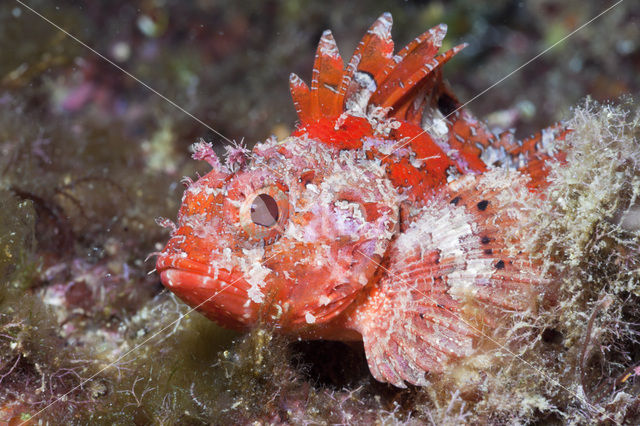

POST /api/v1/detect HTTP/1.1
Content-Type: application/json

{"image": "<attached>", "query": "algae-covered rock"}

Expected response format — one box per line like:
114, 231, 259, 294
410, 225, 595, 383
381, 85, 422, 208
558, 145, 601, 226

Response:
0, 190, 37, 303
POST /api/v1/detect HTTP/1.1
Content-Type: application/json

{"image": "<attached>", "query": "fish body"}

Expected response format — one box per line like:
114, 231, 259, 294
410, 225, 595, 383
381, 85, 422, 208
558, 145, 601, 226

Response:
157, 13, 567, 387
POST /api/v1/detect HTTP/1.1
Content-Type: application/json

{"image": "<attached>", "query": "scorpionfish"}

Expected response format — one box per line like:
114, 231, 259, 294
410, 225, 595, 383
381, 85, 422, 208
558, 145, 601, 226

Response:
157, 13, 567, 387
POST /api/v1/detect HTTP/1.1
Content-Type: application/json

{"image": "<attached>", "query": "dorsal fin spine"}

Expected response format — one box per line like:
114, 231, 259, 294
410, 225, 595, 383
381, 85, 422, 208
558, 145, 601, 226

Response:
377, 43, 467, 110
289, 73, 311, 123
309, 30, 345, 119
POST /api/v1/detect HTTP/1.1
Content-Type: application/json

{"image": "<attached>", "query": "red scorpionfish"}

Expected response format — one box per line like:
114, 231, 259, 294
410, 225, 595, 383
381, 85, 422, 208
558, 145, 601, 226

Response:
157, 13, 568, 387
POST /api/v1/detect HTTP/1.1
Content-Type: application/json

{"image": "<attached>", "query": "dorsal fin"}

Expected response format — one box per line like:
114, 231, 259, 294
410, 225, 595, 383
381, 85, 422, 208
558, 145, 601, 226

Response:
290, 14, 465, 126
369, 23, 448, 107
342, 13, 395, 113
289, 73, 311, 123
310, 30, 344, 118
375, 43, 467, 111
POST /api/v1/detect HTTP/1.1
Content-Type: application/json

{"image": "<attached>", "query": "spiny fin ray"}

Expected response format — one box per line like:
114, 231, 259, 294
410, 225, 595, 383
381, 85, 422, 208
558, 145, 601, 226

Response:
374, 43, 468, 110
289, 73, 311, 123
310, 30, 345, 119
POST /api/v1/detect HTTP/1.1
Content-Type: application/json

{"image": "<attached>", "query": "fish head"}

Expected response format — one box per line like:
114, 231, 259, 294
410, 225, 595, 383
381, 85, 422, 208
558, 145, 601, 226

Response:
157, 134, 399, 335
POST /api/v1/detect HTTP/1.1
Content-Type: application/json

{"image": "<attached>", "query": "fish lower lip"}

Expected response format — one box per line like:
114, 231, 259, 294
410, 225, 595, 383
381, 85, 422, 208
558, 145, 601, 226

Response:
156, 252, 257, 327
158, 266, 253, 330
160, 269, 228, 291
157, 254, 216, 275
156, 255, 235, 287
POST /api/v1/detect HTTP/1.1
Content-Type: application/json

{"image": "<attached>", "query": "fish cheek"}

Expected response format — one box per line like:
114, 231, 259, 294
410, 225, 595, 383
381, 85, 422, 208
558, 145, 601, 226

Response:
260, 236, 361, 324
346, 202, 398, 289
276, 242, 382, 329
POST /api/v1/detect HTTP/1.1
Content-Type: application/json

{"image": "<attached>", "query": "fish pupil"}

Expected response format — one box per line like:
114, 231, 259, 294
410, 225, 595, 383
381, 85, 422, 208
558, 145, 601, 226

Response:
250, 193, 279, 227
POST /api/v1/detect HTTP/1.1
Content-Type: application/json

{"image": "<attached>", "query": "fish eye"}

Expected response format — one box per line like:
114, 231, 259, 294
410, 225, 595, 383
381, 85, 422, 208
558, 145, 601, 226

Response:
235, 184, 289, 242
250, 193, 279, 227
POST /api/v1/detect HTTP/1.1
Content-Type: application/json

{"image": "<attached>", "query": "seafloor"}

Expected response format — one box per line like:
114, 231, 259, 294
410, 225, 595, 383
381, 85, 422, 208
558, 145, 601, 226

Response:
1, 0, 639, 424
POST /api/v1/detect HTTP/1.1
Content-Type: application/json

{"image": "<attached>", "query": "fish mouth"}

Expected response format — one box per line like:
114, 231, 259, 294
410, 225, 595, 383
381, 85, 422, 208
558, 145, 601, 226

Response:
156, 254, 235, 289
156, 254, 254, 329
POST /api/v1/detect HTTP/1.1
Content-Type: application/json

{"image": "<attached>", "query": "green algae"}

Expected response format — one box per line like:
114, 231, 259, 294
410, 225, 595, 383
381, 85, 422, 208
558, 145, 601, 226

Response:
0, 191, 37, 304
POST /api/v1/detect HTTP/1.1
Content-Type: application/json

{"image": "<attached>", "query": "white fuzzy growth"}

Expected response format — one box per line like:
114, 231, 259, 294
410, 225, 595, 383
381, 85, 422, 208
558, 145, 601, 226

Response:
175, 133, 399, 322
202, 185, 223, 197
432, 117, 449, 138
421, 108, 450, 148
432, 23, 448, 45
238, 247, 270, 304
189, 213, 222, 240
480, 144, 509, 169
367, 106, 401, 137
540, 127, 557, 154
354, 71, 377, 93
277, 140, 398, 248
305, 312, 316, 324
363, 137, 398, 156
345, 71, 377, 115
289, 73, 304, 86
333, 200, 366, 234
